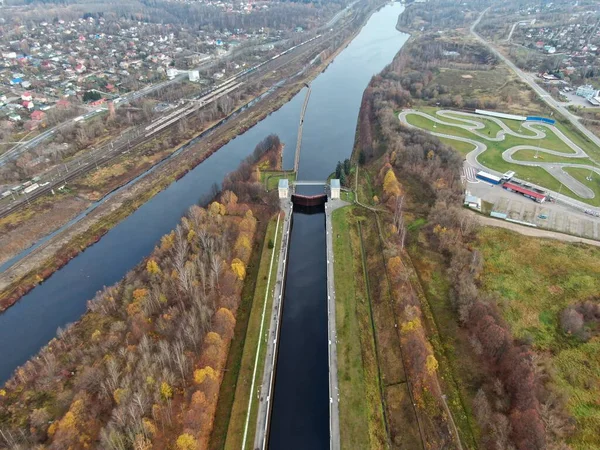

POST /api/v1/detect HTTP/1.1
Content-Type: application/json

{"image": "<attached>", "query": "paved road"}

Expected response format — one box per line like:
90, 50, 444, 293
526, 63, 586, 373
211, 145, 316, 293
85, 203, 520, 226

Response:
254, 200, 293, 450
324, 198, 348, 450
470, 8, 600, 153
474, 212, 600, 247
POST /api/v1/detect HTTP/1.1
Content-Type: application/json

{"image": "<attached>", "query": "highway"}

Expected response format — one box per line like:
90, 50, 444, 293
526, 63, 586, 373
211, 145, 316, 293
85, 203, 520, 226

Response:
470, 8, 600, 153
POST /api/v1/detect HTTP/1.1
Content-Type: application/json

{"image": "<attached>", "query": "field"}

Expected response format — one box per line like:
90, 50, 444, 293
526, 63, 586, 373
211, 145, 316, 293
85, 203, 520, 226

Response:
475, 227, 600, 449
332, 206, 387, 450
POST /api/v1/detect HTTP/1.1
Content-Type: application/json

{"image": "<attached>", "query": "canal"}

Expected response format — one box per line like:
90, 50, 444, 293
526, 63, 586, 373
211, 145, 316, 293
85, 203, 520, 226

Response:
269, 4, 408, 448
0, 12, 408, 448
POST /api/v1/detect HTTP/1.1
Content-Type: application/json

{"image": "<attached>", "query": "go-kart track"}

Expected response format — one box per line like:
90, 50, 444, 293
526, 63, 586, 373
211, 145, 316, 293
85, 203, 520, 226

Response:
398, 109, 600, 200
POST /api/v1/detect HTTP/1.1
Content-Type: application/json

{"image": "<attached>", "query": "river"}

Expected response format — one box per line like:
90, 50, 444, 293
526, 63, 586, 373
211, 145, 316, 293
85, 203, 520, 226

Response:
0, 9, 408, 440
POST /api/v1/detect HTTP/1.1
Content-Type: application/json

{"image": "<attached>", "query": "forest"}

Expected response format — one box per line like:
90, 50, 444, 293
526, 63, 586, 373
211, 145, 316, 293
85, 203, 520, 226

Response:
0, 135, 281, 450
354, 34, 573, 449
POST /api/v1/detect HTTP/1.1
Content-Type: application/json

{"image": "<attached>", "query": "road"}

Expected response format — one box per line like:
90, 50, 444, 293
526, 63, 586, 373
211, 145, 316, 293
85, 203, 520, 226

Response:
470, 8, 600, 153
474, 212, 600, 247
324, 198, 346, 450
254, 199, 292, 450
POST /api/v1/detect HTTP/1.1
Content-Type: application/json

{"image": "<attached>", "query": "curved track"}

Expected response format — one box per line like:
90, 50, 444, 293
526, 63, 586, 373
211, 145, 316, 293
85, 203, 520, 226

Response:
399, 109, 600, 199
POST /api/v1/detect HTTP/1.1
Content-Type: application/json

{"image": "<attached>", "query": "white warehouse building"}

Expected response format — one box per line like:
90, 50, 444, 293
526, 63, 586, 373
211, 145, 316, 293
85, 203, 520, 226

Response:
330, 179, 340, 199
278, 178, 289, 199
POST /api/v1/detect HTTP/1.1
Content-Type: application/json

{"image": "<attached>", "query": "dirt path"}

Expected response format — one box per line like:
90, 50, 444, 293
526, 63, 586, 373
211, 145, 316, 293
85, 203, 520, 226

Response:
475, 213, 600, 247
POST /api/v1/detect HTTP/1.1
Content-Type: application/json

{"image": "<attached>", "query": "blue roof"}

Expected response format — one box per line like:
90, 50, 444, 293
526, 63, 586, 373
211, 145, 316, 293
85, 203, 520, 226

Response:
278, 178, 289, 188
330, 179, 340, 188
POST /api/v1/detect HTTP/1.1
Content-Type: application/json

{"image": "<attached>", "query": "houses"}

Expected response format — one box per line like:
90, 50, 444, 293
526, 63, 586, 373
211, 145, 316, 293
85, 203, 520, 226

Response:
22, 100, 34, 110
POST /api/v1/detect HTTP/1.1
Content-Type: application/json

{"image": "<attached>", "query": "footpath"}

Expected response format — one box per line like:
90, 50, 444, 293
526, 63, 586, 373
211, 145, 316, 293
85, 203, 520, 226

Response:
253, 199, 293, 449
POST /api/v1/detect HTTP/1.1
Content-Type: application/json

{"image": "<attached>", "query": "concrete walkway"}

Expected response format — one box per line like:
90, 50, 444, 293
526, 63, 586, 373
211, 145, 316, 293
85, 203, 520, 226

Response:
324, 198, 349, 450
253, 199, 293, 450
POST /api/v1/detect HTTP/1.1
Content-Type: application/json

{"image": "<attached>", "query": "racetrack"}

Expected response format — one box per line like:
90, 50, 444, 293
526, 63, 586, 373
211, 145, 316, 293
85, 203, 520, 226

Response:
399, 109, 600, 199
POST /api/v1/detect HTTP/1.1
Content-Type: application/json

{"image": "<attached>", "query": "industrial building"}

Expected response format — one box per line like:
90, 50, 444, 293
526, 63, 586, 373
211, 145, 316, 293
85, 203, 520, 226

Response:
330, 179, 340, 199
476, 171, 501, 185
502, 181, 546, 203
278, 178, 289, 199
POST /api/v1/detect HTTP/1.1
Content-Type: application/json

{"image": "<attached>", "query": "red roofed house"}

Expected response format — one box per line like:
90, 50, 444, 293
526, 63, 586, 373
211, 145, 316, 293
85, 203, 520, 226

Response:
21, 92, 32, 101
22, 101, 34, 110
56, 99, 71, 109
75, 63, 86, 74
31, 110, 46, 121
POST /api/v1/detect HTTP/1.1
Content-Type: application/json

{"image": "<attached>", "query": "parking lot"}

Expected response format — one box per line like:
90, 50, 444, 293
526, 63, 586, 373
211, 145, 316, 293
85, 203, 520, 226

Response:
465, 174, 600, 240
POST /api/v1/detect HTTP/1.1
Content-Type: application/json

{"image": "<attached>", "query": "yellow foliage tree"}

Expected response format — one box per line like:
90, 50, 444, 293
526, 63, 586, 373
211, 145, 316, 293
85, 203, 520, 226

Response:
231, 258, 246, 280
133, 288, 148, 301
383, 169, 401, 199
160, 381, 173, 401
160, 232, 175, 251
176, 433, 198, 450
194, 366, 218, 385
426, 354, 439, 375
209, 201, 226, 216
146, 259, 161, 275
401, 318, 421, 334
113, 388, 127, 405
142, 418, 157, 436
187, 229, 196, 243
205, 332, 222, 347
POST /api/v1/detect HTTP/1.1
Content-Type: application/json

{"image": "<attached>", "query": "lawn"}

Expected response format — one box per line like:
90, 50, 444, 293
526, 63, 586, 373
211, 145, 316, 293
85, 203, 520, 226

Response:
260, 170, 296, 191
563, 167, 600, 207
223, 214, 283, 450
511, 149, 596, 165
332, 206, 387, 450
437, 136, 475, 156
475, 227, 600, 449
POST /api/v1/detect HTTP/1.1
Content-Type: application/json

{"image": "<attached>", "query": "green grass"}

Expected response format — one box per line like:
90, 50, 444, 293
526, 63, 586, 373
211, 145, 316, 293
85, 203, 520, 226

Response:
223, 214, 283, 450
332, 206, 387, 450
475, 227, 600, 449
437, 136, 475, 156
511, 149, 596, 165
563, 167, 600, 207
261, 170, 296, 191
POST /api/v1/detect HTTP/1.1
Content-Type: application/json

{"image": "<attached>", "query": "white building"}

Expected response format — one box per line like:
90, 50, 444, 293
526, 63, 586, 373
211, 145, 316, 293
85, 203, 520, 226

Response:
330, 179, 340, 199
188, 70, 200, 82
576, 84, 598, 99
278, 178, 289, 199
166, 68, 179, 79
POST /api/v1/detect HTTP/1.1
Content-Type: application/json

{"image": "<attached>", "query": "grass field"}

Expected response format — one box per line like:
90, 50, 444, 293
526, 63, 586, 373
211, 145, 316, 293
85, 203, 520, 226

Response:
210, 214, 282, 450
564, 167, 600, 203
332, 206, 387, 450
475, 227, 600, 449
260, 170, 296, 191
